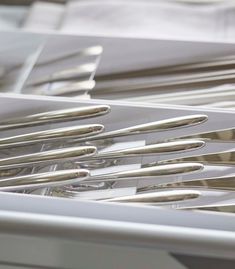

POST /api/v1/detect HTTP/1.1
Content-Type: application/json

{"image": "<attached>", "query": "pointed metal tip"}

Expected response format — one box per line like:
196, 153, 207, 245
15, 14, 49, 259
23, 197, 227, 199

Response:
191, 114, 208, 124
165, 139, 206, 151
82, 146, 97, 156
183, 139, 206, 149
98, 105, 111, 114
89, 124, 105, 134
74, 169, 90, 179
176, 162, 204, 173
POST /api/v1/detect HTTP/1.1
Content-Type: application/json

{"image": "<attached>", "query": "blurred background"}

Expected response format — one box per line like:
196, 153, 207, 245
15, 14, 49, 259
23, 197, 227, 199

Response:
1, 0, 235, 108
1, 0, 235, 41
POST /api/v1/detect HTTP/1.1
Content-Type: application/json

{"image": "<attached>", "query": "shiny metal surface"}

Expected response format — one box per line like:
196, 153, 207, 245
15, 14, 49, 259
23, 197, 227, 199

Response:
95, 69, 235, 94
0, 169, 89, 191
85, 162, 204, 183
106, 189, 200, 203
50, 187, 137, 200
96, 54, 235, 80
166, 187, 235, 211
0, 105, 110, 130
0, 146, 97, 169
0, 124, 104, 148
77, 114, 208, 142
90, 140, 205, 160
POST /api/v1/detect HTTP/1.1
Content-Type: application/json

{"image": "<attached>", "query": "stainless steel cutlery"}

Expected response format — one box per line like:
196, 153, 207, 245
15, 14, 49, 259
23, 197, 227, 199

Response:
84, 162, 203, 183
0, 105, 110, 130
74, 114, 208, 142
0, 103, 234, 215
84, 140, 205, 160
0, 125, 104, 148
94, 53, 235, 108
105, 189, 200, 204
0, 169, 89, 191
0, 146, 97, 169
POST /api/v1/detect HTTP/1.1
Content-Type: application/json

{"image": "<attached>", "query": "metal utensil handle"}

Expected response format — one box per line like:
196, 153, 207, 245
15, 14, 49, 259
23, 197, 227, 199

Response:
86, 162, 203, 183
77, 114, 208, 142
0, 169, 89, 191
92, 140, 205, 159
0, 146, 97, 169
0, 105, 110, 130
105, 189, 200, 203
0, 124, 104, 148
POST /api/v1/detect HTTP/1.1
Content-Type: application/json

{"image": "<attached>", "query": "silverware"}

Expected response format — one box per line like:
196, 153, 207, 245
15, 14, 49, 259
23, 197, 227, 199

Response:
126, 85, 235, 106
96, 54, 235, 80
105, 189, 200, 203
0, 169, 89, 191
104, 187, 235, 211
76, 140, 204, 170
0, 105, 110, 130
0, 146, 97, 169
84, 162, 203, 183
49, 188, 200, 203
84, 140, 205, 160
95, 68, 235, 94
49, 186, 137, 200
162, 187, 235, 211
75, 114, 208, 142
105, 187, 235, 213
0, 125, 104, 148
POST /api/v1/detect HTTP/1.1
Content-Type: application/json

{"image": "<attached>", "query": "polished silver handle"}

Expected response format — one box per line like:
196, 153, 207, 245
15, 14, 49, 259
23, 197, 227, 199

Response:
90, 140, 205, 160
162, 187, 235, 211
105, 189, 200, 203
0, 146, 97, 169
0, 124, 104, 148
94, 69, 235, 93
0, 105, 110, 130
86, 162, 203, 183
95, 54, 235, 80
0, 169, 89, 191
77, 114, 208, 142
